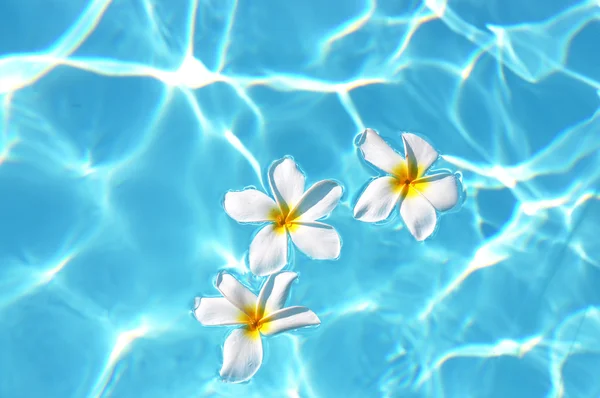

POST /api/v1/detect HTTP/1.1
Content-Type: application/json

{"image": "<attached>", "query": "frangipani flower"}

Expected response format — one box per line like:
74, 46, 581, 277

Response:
194, 271, 320, 383
224, 157, 343, 276
353, 128, 461, 241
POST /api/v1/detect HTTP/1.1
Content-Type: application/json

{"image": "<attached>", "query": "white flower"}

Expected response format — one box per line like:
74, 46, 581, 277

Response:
353, 128, 461, 241
223, 157, 343, 276
194, 271, 320, 383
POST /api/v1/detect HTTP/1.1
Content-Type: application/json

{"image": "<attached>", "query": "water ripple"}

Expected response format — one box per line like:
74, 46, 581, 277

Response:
0, 0, 598, 397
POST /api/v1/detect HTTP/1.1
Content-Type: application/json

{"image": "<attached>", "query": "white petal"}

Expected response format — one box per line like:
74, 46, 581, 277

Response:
193, 297, 247, 326
413, 173, 459, 212
215, 272, 258, 313
220, 328, 263, 383
402, 133, 438, 179
268, 157, 305, 213
249, 224, 289, 276
356, 128, 405, 175
223, 189, 277, 223
399, 187, 437, 241
261, 306, 320, 336
289, 180, 343, 222
353, 176, 402, 222
289, 222, 341, 260
256, 271, 298, 318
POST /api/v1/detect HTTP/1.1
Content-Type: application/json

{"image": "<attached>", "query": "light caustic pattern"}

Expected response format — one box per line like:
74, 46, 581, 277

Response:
0, 0, 599, 397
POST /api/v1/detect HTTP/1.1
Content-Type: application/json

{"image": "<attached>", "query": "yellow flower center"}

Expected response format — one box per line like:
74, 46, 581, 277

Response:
389, 161, 428, 198
239, 306, 271, 339
269, 208, 299, 234
247, 316, 264, 332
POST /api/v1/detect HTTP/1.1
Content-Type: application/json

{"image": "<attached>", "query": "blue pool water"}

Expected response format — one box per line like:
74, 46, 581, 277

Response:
1, 0, 599, 397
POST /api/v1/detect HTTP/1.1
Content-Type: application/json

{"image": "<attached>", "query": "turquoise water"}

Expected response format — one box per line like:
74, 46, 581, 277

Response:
1, 0, 600, 397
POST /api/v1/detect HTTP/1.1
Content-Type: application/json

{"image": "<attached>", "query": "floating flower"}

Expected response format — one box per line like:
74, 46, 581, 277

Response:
353, 128, 461, 241
223, 157, 343, 276
193, 271, 320, 383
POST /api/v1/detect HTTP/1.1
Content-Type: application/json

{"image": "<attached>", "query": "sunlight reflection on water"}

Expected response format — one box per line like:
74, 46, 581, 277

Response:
0, 0, 599, 397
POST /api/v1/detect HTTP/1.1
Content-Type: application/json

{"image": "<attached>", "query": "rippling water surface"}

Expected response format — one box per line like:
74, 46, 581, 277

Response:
1, 1, 599, 397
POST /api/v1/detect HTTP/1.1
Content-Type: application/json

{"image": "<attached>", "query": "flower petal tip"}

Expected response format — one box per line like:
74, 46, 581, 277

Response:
313, 314, 322, 326
355, 127, 378, 147
289, 179, 344, 222
219, 328, 263, 384
222, 188, 278, 223
269, 156, 302, 174
278, 270, 299, 279
414, 233, 430, 242
408, 222, 437, 242
280, 154, 296, 162
352, 209, 372, 223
